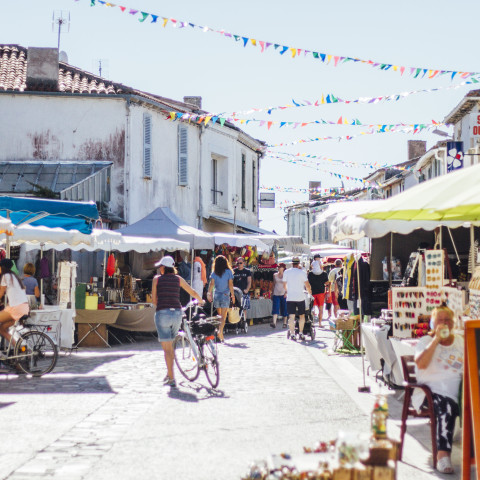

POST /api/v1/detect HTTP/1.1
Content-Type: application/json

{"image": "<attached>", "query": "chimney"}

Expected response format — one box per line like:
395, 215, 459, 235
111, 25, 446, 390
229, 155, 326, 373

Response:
183, 96, 202, 110
408, 140, 427, 161
26, 47, 59, 91
309, 181, 321, 200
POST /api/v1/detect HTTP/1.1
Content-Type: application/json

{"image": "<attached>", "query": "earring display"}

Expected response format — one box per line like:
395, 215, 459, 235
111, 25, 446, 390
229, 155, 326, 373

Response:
424, 249, 444, 291
392, 287, 427, 339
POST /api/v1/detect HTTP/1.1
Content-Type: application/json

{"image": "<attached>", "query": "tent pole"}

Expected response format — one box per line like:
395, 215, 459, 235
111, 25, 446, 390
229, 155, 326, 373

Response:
6, 210, 10, 258
40, 244, 44, 308
102, 250, 107, 289
470, 224, 475, 278
189, 248, 194, 322
356, 254, 370, 393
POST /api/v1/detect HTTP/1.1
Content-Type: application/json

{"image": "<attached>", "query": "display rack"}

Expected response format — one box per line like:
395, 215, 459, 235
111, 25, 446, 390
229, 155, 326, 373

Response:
392, 287, 427, 338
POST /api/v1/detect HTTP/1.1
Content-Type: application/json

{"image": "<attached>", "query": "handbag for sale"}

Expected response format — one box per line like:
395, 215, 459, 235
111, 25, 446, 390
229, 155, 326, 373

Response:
227, 307, 241, 324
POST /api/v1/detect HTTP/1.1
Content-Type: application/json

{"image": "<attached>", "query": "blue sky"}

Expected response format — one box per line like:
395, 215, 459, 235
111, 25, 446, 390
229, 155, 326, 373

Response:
2, 0, 480, 233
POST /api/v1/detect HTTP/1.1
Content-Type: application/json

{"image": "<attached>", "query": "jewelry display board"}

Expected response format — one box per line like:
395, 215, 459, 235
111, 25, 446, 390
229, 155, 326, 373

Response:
392, 287, 427, 338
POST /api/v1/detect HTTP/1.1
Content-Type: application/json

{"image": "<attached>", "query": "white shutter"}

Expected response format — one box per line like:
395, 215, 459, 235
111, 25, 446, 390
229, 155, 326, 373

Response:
143, 114, 152, 178
178, 125, 188, 186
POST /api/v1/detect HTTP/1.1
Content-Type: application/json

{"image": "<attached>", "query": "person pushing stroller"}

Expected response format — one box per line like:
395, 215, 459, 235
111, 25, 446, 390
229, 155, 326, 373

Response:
283, 257, 312, 341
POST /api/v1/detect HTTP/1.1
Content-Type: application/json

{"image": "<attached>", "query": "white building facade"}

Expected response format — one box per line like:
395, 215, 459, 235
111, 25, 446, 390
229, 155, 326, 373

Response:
0, 45, 265, 232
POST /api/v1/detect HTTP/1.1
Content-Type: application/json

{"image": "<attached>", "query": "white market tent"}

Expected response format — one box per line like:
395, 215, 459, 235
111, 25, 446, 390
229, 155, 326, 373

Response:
212, 233, 270, 252
117, 207, 214, 250
359, 163, 480, 223
32, 234, 190, 253
313, 199, 470, 242
249, 234, 311, 255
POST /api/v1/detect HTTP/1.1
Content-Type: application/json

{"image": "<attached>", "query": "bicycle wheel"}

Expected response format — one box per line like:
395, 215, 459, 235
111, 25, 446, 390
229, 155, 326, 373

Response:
203, 339, 220, 388
15, 330, 58, 377
173, 334, 200, 381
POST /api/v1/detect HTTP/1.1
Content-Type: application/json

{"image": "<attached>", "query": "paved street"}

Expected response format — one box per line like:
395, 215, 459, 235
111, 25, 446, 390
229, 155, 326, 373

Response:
0, 323, 462, 480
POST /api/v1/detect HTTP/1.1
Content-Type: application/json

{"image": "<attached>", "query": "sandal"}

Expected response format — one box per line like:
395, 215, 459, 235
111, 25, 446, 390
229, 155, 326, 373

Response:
270, 322, 276, 328
437, 456, 454, 474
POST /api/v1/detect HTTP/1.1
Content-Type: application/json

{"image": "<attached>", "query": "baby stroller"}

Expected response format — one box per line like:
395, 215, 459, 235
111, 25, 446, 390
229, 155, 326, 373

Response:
286, 292, 316, 341
223, 287, 249, 335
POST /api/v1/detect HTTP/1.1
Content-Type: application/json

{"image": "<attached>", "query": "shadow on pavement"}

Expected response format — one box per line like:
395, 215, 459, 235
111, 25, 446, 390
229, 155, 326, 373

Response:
223, 342, 248, 349
52, 353, 135, 375
168, 386, 199, 402
0, 375, 114, 394
0, 402, 15, 409
180, 380, 229, 400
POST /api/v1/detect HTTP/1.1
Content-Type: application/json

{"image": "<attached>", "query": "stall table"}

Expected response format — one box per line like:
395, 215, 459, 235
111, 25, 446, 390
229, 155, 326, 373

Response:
75, 309, 121, 347
246, 297, 272, 321
389, 338, 418, 383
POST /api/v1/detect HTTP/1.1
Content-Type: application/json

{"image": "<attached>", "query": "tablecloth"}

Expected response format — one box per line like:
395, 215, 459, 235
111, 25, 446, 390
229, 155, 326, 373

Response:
115, 308, 156, 332
75, 309, 121, 324
361, 324, 403, 386
29, 307, 75, 349
246, 298, 273, 320
389, 338, 418, 383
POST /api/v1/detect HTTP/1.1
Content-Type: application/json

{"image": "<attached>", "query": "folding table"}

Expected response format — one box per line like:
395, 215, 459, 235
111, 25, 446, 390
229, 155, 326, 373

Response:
74, 309, 121, 347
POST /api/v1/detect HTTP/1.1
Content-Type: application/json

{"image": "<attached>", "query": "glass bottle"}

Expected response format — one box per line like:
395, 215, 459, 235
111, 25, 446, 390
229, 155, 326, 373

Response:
371, 395, 388, 440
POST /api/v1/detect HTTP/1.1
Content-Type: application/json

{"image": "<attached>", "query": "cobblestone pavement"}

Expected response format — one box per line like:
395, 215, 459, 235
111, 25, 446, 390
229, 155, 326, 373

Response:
0, 322, 462, 480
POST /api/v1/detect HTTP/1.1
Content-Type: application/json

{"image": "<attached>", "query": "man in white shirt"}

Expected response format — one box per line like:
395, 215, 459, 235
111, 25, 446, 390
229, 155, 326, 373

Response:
327, 259, 343, 316
283, 257, 312, 341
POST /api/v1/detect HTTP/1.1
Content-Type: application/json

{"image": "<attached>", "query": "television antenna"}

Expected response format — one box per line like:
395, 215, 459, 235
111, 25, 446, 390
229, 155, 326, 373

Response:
92, 59, 109, 78
52, 11, 70, 50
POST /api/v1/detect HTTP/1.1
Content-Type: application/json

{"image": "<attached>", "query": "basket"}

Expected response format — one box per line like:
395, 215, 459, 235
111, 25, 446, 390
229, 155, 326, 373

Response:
191, 320, 216, 337
331, 317, 356, 330
228, 307, 241, 324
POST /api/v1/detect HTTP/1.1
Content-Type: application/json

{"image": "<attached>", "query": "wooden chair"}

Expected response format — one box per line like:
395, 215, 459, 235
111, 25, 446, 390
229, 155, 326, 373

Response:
399, 355, 437, 469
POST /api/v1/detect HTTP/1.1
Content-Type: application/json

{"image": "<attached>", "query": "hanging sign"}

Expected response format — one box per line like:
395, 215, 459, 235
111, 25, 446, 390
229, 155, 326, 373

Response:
259, 192, 275, 208
446, 141, 464, 172
471, 113, 480, 137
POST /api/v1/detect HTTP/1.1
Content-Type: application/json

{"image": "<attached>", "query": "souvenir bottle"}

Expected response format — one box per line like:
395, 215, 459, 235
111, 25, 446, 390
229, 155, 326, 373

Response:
371, 395, 388, 439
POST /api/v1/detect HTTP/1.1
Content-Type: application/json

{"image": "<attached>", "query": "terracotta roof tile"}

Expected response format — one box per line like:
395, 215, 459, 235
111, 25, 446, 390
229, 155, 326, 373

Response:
0, 44, 266, 151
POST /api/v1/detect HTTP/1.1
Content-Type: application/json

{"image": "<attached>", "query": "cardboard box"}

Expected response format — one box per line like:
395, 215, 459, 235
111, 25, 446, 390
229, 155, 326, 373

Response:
76, 323, 108, 347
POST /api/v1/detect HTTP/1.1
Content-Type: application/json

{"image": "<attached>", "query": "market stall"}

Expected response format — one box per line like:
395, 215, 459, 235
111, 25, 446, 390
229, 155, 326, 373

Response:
38, 234, 191, 346
0, 198, 102, 349
325, 165, 480, 407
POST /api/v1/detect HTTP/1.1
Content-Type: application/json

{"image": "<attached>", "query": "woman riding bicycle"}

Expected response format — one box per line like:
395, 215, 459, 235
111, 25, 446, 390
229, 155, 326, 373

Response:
206, 255, 235, 343
151, 256, 204, 388
0, 258, 29, 348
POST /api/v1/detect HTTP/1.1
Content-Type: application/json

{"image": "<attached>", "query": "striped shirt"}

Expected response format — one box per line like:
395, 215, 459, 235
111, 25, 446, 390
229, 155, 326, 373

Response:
156, 274, 182, 310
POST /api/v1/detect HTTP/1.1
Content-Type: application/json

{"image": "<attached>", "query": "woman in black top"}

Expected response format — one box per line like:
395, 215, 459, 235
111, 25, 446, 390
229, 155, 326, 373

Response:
151, 256, 204, 388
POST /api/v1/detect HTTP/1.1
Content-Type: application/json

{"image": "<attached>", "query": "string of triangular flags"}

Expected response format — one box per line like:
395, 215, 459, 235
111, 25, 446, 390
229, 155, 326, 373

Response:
267, 157, 371, 182
167, 110, 444, 131
217, 78, 480, 117
267, 123, 444, 147
86, 0, 479, 80
266, 151, 412, 171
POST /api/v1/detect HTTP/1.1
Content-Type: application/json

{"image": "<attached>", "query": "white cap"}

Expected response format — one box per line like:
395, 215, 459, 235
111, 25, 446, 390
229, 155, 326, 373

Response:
155, 256, 175, 268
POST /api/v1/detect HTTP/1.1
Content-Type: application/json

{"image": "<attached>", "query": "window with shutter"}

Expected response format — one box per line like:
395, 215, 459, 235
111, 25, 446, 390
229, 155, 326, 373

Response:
143, 113, 152, 178
252, 158, 257, 213
178, 125, 188, 186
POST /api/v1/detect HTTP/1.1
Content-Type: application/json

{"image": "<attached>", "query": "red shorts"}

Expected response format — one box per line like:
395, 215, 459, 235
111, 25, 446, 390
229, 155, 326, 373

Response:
330, 292, 339, 306
313, 293, 325, 307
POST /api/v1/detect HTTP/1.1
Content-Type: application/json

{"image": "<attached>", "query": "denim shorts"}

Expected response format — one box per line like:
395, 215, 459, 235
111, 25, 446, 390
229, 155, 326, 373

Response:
155, 308, 182, 342
214, 292, 230, 309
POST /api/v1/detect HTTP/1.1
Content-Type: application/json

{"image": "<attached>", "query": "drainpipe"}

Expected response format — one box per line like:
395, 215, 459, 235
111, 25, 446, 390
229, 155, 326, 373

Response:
197, 124, 204, 230
124, 98, 131, 224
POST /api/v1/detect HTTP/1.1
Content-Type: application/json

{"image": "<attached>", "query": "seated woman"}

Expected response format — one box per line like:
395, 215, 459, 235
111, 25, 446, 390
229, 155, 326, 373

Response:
23, 262, 40, 299
0, 258, 29, 348
414, 304, 463, 474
